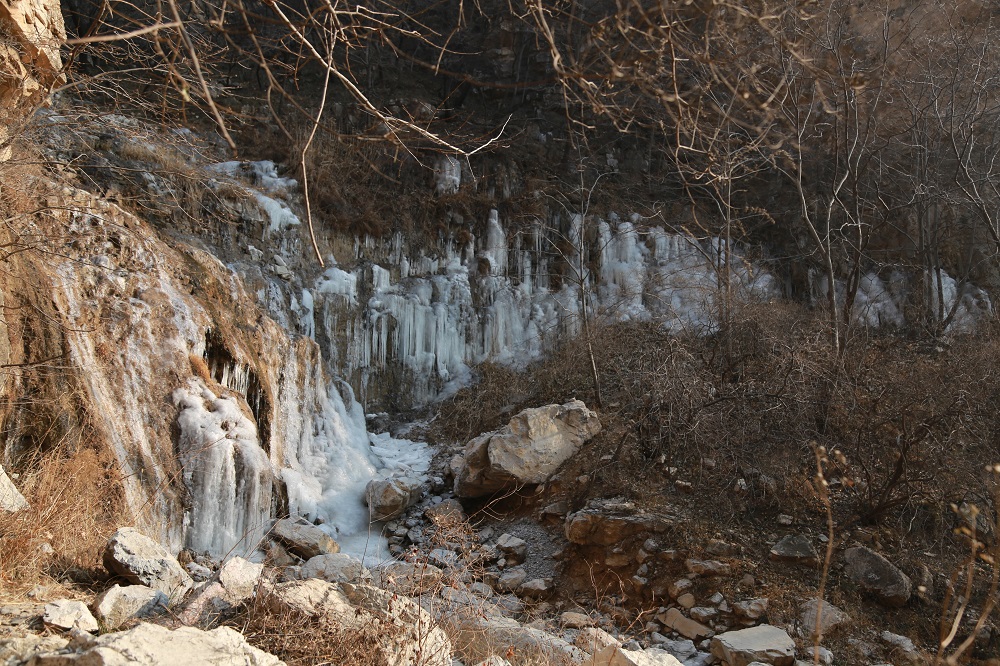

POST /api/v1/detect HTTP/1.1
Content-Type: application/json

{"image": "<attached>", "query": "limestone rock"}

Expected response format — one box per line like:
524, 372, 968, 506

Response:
565, 498, 676, 546
881, 631, 924, 666
471, 615, 588, 664
798, 599, 849, 638
498, 567, 527, 592
27, 622, 284, 665
657, 608, 713, 641
299, 553, 371, 584
561, 612, 595, 629
103, 528, 193, 602
365, 477, 422, 521
518, 578, 553, 599
176, 557, 263, 626
0, 465, 28, 512
768, 535, 819, 566
42, 600, 99, 633
340, 583, 452, 666
270, 517, 339, 560
496, 533, 528, 564
92, 585, 168, 631
843, 546, 912, 608
710, 625, 795, 666
592, 645, 684, 666
732, 598, 769, 623
425, 499, 467, 525
686, 559, 731, 577
372, 561, 444, 595
453, 400, 601, 497
575, 627, 620, 653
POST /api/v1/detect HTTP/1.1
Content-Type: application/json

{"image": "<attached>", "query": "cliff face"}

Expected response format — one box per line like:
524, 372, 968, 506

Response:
0, 0, 64, 159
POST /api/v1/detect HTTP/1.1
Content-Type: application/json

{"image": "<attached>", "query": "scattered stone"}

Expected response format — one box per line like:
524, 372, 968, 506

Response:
659, 639, 697, 663
27, 622, 283, 665
42, 600, 99, 633
497, 567, 528, 592
425, 499, 467, 525
103, 528, 193, 602
92, 585, 168, 630
843, 546, 912, 608
429, 548, 460, 569
474, 657, 510, 666
657, 608, 713, 641
176, 557, 264, 626
686, 560, 731, 577
732, 598, 769, 622
881, 631, 924, 665
591, 645, 684, 666
777, 515, 794, 526
0, 635, 69, 665
710, 625, 796, 666
365, 477, 423, 521
606, 551, 632, 568
738, 575, 755, 590
690, 607, 718, 624
575, 627, 621, 653
518, 578, 553, 599
798, 599, 850, 638
562, 611, 595, 629
270, 517, 339, 560
768, 535, 819, 566
669, 579, 693, 599
676, 593, 696, 609
708, 593, 725, 606
706, 540, 738, 557
185, 562, 213, 581
496, 534, 528, 564
0, 465, 28, 513
452, 400, 602, 497
299, 553, 370, 584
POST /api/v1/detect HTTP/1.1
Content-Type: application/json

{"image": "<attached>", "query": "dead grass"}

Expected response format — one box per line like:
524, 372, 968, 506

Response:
0, 440, 126, 600
231, 598, 393, 666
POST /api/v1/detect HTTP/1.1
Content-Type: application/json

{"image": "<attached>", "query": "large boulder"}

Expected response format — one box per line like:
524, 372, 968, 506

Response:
365, 477, 422, 521
26, 622, 283, 665
843, 546, 912, 608
270, 517, 339, 559
92, 585, 168, 631
0, 465, 28, 512
102, 528, 193, 602
710, 626, 795, 666
452, 400, 601, 497
175, 556, 264, 626
261, 579, 452, 666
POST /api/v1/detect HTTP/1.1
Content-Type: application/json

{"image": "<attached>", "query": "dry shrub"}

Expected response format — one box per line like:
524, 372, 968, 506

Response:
232, 599, 392, 666
0, 440, 126, 599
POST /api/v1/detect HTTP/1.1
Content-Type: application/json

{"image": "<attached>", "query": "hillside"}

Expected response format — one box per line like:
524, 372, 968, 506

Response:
1, 0, 1000, 665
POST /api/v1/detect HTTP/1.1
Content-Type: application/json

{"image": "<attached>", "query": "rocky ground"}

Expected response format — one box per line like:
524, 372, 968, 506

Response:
4, 400, 994, 666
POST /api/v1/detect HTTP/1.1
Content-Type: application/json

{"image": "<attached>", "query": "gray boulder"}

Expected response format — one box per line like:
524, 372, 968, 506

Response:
175, 556, 264, 626
768, 535, 819, 566
26, 622, 283, 665
92, 585, 168, 630
270, 517, 339, 559
365, 477, 422, 521
843, 546, 912, 608
591, 645, 684, 666
798, 599, 849, 638
710, 625, 795, 666
452, 400, 601, 497
103, 528, 193, 602
42, 600, 99, 633
299, 553, 371, 583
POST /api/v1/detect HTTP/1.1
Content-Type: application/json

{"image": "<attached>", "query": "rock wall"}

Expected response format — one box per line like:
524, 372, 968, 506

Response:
0, 0, 65, 159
